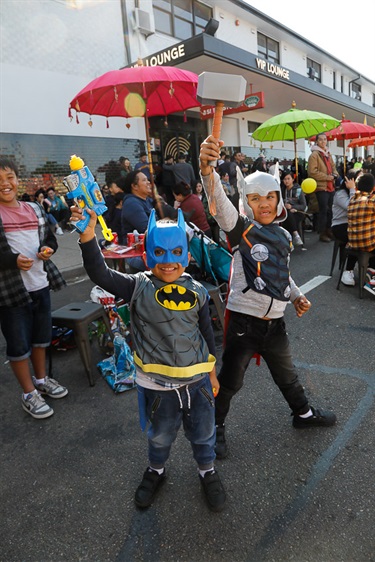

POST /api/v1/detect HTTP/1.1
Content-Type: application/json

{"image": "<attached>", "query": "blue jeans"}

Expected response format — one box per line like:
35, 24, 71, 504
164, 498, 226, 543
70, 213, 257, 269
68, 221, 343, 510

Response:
0, 287, 51, 360
215, 311, 309, 425
139, 375, 216, 469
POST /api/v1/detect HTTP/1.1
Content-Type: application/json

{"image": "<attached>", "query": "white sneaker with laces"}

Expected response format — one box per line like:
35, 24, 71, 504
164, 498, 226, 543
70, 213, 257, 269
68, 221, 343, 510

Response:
32, 376, 68, 398
341, 270, 355, 286
55, 226, 64, 236
22, 392, 54, 419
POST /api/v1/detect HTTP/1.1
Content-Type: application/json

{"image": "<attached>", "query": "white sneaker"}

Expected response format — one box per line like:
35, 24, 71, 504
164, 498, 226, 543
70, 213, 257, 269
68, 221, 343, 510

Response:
341, 270, 355, 286
293, 233, 303, 246
22, 392, 54, 419
55, 226, 64, 236
364, 283, 375, 296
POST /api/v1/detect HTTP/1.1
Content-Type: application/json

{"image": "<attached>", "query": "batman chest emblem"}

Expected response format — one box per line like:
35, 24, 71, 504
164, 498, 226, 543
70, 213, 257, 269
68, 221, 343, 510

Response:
155, 284, 198, 310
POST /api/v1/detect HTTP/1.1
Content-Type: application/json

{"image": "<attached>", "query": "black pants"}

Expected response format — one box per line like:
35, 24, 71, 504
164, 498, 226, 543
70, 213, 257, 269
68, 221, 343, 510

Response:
215, 311, 309, 425
283, 210, 304, 235
315, 190, 334, 234
331, 223, 357, 270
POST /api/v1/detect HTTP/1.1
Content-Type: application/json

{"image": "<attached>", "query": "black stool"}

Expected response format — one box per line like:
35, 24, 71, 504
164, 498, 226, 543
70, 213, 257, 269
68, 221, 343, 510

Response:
51, 302, 114, 386
337, 249, 374, 299
329, 238, 347, 276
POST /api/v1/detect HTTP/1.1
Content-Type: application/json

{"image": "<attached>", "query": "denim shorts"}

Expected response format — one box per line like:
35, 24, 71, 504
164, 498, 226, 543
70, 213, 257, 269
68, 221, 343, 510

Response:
0, 286, 52, 361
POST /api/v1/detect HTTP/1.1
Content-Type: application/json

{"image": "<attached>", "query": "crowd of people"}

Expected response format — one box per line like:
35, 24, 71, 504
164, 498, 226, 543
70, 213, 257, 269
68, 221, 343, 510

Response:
0, 135, 374, 514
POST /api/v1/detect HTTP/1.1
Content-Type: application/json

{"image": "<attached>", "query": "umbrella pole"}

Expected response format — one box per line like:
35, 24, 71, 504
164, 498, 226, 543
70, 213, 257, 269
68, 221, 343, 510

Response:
144, 112, 164, 218
343, 140, 346, 174
294, 132, 299, 183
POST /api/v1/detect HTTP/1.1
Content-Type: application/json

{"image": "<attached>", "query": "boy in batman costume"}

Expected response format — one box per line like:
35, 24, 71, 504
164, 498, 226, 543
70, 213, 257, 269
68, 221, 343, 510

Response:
72, 205, 226, 512
199, 135, 336, 460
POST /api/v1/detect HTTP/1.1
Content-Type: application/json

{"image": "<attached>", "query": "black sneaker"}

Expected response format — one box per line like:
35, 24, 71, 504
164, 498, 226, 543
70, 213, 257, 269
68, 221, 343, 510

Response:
215, 424, 228, 459
199, 469, 226, 512
134, 467, 166, 508
293, 406, 337, 429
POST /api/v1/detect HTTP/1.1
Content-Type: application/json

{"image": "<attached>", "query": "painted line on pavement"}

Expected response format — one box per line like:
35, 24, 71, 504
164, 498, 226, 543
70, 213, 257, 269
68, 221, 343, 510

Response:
298, 275, 331, 295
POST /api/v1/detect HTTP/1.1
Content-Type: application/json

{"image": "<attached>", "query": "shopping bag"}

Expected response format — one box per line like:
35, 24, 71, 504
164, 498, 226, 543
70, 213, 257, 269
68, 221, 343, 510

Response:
97, 334, 136, 393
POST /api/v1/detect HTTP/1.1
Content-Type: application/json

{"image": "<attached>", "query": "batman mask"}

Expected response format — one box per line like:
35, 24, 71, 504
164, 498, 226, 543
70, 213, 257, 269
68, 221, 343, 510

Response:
146, 208, 189, 268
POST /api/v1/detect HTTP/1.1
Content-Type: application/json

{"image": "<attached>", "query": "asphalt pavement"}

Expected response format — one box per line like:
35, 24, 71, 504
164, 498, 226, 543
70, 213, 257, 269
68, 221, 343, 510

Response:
0, 228, 374, 562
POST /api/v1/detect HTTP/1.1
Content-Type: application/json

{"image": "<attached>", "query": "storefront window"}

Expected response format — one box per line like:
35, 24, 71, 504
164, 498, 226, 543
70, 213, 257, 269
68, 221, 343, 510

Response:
153, 0, 212, 38
257, 32, 279, 64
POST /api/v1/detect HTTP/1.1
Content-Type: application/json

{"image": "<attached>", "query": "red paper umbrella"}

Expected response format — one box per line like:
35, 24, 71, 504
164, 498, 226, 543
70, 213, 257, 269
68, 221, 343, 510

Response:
347, 135, 375, 148
68, 64, 200, 191
69, 65, 199, 120
325, 119, 375, 141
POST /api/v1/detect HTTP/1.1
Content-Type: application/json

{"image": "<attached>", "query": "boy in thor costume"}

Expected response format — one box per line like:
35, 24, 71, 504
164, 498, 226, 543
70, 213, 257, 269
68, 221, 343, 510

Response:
199, 135, 336, 460
72, 205, 226, 512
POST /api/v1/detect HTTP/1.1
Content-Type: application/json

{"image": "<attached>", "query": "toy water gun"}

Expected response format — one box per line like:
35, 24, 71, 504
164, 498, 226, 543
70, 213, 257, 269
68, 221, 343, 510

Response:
63, 155, 113, 241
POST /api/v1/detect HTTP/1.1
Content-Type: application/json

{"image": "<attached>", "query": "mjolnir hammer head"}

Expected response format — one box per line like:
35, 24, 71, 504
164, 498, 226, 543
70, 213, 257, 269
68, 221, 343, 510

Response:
197, 72, 247, 107
197, 72, 247, 166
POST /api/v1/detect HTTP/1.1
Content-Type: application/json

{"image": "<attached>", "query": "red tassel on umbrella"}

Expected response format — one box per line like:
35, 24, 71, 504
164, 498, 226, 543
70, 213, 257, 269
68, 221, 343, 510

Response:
106, 118, 109, 128
183, 111, 187, 123
76, 114, 80, 124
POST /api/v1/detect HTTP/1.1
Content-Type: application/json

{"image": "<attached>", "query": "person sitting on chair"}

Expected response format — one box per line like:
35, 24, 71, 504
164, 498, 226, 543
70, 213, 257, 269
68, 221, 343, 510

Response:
281, 172, 306, 248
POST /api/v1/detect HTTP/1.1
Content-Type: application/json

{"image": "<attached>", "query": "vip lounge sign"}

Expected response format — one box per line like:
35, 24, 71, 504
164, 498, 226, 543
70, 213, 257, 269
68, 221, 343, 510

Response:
200, 92, 264, 120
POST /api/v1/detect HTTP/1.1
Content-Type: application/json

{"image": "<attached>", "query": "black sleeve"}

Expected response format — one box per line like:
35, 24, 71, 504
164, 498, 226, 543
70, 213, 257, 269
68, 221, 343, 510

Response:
0, 247, 19, 271
198, 299, 216, 357
80, 237, 137, 302
226, 214, 246, 250
42, 225, 58, 253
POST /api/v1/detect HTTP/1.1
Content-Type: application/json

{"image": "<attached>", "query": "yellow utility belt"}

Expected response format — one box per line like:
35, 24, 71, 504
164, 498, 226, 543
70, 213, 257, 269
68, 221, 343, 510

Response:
134, 352, 216, 378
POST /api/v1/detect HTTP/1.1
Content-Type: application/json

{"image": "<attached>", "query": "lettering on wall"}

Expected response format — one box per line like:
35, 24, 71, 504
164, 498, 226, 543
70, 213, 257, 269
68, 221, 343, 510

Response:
141, 44, 186, 67
256, 58, 290, 80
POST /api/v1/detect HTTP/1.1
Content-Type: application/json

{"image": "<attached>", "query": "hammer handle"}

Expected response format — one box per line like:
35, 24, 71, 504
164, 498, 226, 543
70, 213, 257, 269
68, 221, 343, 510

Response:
209, 101, 224, 167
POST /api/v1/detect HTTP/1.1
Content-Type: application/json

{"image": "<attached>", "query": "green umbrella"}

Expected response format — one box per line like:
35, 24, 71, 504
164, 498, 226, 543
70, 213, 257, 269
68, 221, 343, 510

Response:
252, 102, 340, 181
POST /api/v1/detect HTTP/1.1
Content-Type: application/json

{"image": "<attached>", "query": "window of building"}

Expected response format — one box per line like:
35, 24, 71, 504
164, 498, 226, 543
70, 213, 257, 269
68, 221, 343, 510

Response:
153, 0, 212, 39
306, 58, 321, 82
341, 75, 344, 93
373, 93, 375, 108
257, 32, 279, 63
248, 121, 261, 136
333, 71, 336, 90
351, 82, 361, 101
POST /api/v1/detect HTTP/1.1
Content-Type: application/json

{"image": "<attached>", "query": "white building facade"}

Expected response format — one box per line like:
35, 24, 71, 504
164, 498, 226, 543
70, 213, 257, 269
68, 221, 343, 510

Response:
1, 0, 374, 191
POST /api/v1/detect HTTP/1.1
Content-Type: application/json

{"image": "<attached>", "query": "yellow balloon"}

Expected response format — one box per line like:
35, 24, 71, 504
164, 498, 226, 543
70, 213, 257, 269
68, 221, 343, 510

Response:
124, 93, 146, 117
301, 178, 317, 194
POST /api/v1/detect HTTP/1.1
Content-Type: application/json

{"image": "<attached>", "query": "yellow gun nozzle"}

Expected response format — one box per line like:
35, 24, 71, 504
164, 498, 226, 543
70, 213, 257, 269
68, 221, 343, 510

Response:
70, 154, 85, 171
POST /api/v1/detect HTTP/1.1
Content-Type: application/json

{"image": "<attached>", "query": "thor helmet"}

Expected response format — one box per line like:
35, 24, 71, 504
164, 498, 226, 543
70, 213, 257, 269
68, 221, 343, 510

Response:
237, 163, 287, 222
145, 208, 189, 268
